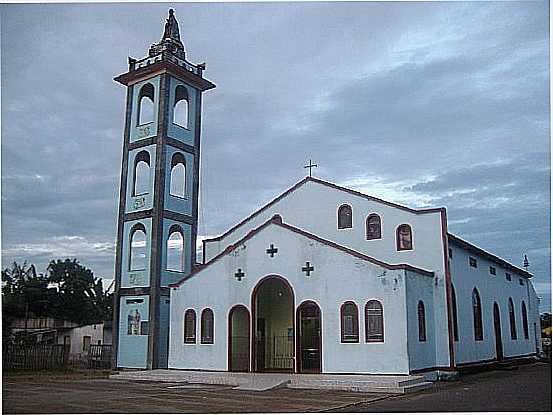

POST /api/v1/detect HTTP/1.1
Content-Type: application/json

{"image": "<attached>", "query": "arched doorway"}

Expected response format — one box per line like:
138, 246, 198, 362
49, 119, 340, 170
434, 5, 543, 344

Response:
252, 275, 295, 372
296, 300, 322, 373
493, 302, 503, 361
228, 305, 250, 372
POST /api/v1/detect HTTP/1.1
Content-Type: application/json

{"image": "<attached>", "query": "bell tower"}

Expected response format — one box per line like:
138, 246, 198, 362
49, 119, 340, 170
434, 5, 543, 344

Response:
112, 9, 215, 369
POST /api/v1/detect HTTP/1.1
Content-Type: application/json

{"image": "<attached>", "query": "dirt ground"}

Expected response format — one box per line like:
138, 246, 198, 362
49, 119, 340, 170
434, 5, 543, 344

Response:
2, 362, 551, 413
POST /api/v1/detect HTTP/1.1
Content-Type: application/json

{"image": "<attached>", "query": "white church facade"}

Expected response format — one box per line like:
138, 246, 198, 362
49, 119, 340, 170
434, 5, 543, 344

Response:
168, 177, 541, 377
112, 11, 541, 378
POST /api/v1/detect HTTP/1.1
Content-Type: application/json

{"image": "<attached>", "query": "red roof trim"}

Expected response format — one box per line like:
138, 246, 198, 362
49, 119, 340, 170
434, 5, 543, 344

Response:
171, 215, 434, 288
203, 176, 444, 244
447, 233, 532, 278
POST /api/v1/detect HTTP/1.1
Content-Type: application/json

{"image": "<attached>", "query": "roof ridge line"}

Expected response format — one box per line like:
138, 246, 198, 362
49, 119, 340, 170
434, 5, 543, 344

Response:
203, 176, 444, 243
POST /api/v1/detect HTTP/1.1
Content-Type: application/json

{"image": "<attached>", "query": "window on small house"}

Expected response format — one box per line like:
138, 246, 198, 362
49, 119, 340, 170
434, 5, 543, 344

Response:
418, 301, 426, 342
365, 300, 384, 342
173, 85, 189, 128
184, 309, 196, 343
508, 298, 517, 340
337, 205, 352, 229
506, 272, 512, 281
469, 257, 478, 268
82, 336, 91, 352
170, 153, 186, 198
521, 301, 529, 340
133, 150, 151, 196
129, 224, 147, 271
201, 308, 214, 344
489, 266, 496, 275
519, 278, 524, 286
137, 83, 155, 125
451, 283, 459, 342
396, 224, 413, 251
472, 288, 483, 341
366, 214, 381, 240
448, 248, 453, 259
340, 301, 359, 342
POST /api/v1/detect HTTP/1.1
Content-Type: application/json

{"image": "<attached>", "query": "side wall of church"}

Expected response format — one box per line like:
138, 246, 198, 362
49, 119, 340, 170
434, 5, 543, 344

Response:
202, 180, 451, 368
405, 270, 438, 371
169, 223, 416, 374
449, 241, 540, 365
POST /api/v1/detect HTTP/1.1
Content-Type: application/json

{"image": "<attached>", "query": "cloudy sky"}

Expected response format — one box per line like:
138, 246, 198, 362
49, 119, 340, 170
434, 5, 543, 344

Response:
1, 2, 550, 310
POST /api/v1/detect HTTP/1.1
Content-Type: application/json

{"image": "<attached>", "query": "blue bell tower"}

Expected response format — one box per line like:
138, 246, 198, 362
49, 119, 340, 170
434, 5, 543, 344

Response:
112, 9, 215, 369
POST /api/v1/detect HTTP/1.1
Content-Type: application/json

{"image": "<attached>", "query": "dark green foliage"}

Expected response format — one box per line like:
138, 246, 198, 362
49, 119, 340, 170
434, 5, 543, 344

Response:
2, 259, 113, 331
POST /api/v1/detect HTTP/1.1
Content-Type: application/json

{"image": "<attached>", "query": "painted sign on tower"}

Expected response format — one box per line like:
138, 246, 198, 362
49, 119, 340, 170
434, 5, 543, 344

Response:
112, 10, 215, 369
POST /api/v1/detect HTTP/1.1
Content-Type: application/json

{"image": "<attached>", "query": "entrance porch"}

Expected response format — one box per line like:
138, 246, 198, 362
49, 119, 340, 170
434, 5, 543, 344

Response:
111, 369, 432, 394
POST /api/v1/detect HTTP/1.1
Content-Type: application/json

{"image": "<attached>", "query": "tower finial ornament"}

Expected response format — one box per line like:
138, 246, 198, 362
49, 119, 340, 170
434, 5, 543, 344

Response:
148, 9, 185, 59
162, 9, 181, 43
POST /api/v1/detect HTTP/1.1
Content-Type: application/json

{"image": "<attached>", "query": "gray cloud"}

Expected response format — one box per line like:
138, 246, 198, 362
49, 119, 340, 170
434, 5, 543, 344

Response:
1, 2, 550, 309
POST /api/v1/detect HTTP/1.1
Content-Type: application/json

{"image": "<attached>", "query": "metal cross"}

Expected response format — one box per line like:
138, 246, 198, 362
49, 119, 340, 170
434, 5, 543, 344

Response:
266, 244, 278, 258
304, 159, 318, 177
234, 268, 245, 281
302, 261, 315, 276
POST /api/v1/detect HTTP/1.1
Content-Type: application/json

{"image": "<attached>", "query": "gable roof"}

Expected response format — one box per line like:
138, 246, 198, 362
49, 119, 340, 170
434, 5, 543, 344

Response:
448, 233, 532, 278
203, 176, 444, 243
171, 215, 434, 288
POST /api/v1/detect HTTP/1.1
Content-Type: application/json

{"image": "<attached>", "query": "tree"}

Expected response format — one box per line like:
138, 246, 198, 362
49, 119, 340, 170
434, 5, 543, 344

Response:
46, 259, 108, 325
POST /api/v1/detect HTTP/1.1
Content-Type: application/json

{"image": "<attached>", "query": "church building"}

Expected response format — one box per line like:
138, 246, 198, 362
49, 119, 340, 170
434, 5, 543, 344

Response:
113, 11, 541, 379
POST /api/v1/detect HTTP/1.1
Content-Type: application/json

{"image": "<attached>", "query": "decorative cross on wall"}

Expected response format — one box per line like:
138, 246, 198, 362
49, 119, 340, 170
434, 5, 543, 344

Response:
266, 244, 278, 257
234, 268, 245, 281
302, 261, 315, 277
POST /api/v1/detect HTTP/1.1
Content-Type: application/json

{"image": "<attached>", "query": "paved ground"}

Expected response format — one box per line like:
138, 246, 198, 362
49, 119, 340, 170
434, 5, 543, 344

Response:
336, 362, 552, 413
2, 377, 388, 413
3, 362, 550, 413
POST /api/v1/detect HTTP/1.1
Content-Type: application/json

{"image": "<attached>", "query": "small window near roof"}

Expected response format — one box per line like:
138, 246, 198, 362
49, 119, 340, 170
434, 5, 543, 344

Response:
519, 278, 524, 286
489, 266, 496, 275
469, 257, 477, 268
366, 214, 381, 240
338, 205, 352, 229
396, 224, 413, 251
448, 248, 452, 259
506, 272, 511, 281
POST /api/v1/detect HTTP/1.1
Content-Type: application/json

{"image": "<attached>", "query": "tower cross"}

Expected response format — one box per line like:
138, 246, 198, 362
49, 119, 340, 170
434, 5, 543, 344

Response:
304, 159, 318, 177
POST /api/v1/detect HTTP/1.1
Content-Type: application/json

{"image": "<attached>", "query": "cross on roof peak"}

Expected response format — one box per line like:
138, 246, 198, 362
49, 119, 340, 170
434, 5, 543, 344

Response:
304, 159, 318, 177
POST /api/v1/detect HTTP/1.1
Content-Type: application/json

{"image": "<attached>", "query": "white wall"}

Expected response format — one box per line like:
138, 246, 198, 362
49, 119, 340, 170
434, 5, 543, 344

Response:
169, 222, 419, 374
405, 270, 437, 371
449, 241, 538, 364
202, 179, 451, 368
58, 323, 104, 357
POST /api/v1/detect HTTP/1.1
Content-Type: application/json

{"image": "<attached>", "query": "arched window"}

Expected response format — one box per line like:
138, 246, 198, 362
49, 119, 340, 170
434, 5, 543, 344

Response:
508, 298, 517, 340
418, 301, 426, 342
472, 288, 483, 341
137, 83, 154, 125
173, 85, 189, 128
365, 300, 384, 342
166, 226, 184, 272
340, 301, 359, 343
521, 301, 529, 339
451, 283, 459, 341
129, 224, 147, 271
366, 214, 381, 240
133, 151, 150, 196
201, 308, 214, 344
170, 152, 186, 198
397, 224, 413, 251
184, 309, 196, 343
338, 204, 352, 229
